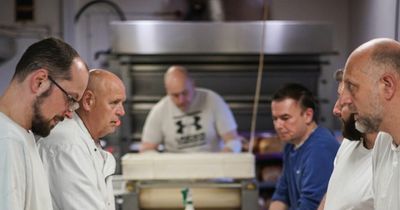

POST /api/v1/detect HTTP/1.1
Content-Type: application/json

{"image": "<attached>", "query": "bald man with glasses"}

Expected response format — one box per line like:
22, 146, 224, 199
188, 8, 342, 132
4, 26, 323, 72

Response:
0, 38, 89, 210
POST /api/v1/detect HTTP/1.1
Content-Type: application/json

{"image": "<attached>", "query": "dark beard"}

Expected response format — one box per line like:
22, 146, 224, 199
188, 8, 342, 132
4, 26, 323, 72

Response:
342, 113, 363, 141
31, 86, 64, 137
31, 102, 52, 137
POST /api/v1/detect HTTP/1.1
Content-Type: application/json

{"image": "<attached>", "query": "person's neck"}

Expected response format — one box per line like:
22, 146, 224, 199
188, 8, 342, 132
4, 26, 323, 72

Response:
362, 132, 377, 150
383, 100, 400, 146
294, 122, 318, 149
76, 110, 101, 143
0, 83, 33, 131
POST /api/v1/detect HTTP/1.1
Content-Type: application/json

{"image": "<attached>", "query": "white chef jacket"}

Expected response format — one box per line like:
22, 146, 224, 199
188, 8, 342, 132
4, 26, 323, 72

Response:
372, 132, 400, 210
38, 112, 116, 210
0, 112, 53, 210
324, 139, 373, 210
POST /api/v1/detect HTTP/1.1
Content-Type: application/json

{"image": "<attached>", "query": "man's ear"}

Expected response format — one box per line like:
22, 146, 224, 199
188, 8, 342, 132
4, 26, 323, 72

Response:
81, 90, 95, 111
381, 72, 397, 100
30, 69, 50, 95
304, 108, 314, 124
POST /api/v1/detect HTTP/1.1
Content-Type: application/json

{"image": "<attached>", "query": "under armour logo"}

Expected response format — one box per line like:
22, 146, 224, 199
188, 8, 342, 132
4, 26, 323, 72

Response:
176, 115, 202, 134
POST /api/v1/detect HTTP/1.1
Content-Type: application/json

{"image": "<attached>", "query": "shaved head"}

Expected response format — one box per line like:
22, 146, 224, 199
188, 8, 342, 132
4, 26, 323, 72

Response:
164, 65, 192, 87
349, 38, 400, 77
164, 65, 196, 112
86, 69, 124, 95
77, 69, 126, 140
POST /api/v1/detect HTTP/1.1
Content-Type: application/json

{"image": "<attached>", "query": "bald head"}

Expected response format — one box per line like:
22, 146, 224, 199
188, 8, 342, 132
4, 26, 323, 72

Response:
164, 65, 195, 112
354, 38, 400, 53
86, 69, 125, 95
164, 65, 192, 86
77, 69, 126, 140
348, 38, 400, 76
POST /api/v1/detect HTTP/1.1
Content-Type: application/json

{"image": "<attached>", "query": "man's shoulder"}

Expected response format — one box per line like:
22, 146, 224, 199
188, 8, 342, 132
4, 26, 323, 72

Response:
305, 126, 339, 151
335, 138, 365, 159
0, 113, 29, 142
196, 88, 220, 98
0, 130, 30, 163
152, 95, 172, 109
373, 131, 394, 154
38, 118, 82, 148
0, 128, 26, 143
376, 132, 393, 143
0, 134, 26, 153
313, 126, 337, 141
339, 138, 362, 149
49, 117, 79, 136
195, 88, 227, 108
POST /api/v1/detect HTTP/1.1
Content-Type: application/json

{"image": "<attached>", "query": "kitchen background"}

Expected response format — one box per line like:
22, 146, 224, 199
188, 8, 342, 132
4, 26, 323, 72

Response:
0, 0, 398, 142
0, 0, 399, 148
0, 0, 399, 144
1, 1, 399, 208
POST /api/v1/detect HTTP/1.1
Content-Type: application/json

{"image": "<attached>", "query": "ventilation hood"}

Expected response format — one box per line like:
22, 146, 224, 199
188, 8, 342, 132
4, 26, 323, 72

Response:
110, 20, 334, 55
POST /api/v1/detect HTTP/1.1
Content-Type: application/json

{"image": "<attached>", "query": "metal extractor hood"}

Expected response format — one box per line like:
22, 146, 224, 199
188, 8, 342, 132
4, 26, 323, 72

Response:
110, 20, 334, 55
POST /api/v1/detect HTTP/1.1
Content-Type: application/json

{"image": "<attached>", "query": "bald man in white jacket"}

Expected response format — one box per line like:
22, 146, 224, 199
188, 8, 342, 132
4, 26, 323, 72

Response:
38, 69, 126, 210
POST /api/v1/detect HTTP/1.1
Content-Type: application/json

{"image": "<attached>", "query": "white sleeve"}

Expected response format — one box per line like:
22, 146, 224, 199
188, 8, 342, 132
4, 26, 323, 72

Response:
212, 92, 238, 135
0, 138, 25, 210
39, 143, 106, 210
141, 102, 165, 145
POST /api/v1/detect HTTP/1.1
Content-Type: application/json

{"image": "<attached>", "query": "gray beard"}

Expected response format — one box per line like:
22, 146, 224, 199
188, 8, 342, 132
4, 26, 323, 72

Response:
355, 121, 367, 133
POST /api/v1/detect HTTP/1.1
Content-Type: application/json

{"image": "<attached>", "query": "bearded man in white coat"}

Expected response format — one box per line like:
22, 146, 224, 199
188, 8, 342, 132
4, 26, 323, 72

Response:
38, 69, 126, 210
0, 37, 89, 210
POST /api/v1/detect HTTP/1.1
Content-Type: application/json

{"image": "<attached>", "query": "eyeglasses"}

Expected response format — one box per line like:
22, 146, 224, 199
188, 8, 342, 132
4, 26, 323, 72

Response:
48, 76, 80, 112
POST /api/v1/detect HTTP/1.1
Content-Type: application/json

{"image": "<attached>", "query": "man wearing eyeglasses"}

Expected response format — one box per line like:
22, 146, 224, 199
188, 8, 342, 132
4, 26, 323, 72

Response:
0, 38, 89, 210
38, 69, 126, 210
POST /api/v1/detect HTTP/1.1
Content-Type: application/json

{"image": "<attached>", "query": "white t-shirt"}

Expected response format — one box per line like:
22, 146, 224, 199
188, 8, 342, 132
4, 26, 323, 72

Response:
0, 112, 53, 210
142, 88, 237, 152
372, 132, 400, 210
324, 138, 373, 210
38, 113, 116, 210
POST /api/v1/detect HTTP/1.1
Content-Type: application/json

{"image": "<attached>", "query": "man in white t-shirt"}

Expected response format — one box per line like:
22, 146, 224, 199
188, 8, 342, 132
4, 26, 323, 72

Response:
140, 65, 241, 153
0, 38, 89, 210
341, 38, 400, 210
318, 69, 376, 210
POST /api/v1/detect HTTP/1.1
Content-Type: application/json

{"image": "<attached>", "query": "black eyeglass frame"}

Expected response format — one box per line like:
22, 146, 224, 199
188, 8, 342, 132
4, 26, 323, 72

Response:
48, 76, 80, 112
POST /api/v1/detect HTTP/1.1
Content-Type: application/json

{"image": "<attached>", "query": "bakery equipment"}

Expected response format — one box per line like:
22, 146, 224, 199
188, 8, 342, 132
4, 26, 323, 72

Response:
116, 153, 258, 210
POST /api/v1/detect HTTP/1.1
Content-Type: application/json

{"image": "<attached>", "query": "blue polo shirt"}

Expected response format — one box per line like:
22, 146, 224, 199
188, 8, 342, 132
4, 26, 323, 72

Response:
272, 126, 339, 210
